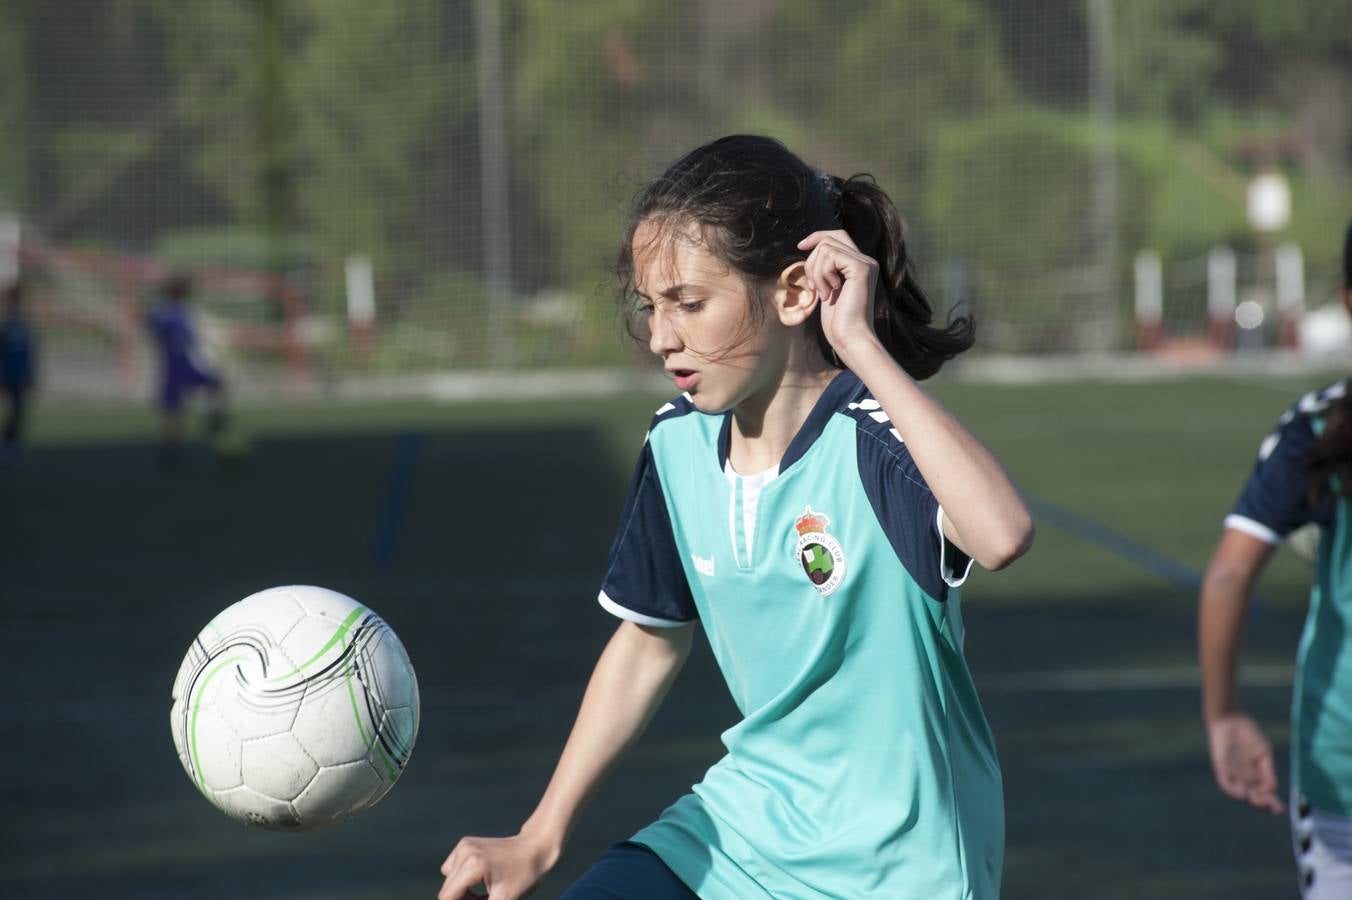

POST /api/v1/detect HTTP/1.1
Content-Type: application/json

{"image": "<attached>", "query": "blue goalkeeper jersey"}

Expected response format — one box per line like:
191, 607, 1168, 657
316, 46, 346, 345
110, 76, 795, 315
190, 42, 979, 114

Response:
1227, 377, 1352, 817
147, 300, 211, 378
598, 370, 1003, 899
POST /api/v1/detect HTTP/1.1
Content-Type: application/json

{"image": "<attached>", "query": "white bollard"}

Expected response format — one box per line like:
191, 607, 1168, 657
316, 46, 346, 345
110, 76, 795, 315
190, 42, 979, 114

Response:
1207, 246, 1236, 347
1276, 242, 1304, 349
1134, 250, 1163, 351
0, 214, 19, 286
345, 253, 377, 360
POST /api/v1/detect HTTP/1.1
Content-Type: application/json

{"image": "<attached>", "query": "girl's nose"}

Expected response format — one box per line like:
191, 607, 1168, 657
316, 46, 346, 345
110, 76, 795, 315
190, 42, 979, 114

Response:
648, 308, 682, 356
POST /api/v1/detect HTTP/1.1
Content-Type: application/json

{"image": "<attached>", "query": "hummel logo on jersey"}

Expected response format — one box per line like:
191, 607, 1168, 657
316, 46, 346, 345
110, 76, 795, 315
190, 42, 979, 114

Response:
792, 506, 846, 596
692, 553, 715, 577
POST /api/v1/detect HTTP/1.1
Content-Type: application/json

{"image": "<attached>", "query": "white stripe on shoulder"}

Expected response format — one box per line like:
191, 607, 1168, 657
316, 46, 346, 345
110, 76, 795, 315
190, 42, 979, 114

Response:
597, 591, 690, 628
1296, 381, 1346, 415
1224, 514, 1281, 545
655, 402, 675, 416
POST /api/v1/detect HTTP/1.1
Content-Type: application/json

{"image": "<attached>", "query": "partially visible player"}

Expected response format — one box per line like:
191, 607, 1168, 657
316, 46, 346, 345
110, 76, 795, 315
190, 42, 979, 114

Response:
1199, 220, 1352, 900
0, 280, 36, 466
438, 135, 1034, 900
146, 271, 227, 467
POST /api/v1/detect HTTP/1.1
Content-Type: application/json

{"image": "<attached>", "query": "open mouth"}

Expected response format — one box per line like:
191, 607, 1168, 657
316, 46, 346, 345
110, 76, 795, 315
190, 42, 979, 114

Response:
669, 369, 698, 390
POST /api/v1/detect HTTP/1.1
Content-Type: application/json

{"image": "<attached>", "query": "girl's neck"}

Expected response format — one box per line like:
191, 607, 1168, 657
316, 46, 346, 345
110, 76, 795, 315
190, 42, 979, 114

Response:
728, 347, 838, 475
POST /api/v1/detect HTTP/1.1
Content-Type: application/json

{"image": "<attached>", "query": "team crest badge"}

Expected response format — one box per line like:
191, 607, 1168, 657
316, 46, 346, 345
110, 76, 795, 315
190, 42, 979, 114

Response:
793, 506, 846, 596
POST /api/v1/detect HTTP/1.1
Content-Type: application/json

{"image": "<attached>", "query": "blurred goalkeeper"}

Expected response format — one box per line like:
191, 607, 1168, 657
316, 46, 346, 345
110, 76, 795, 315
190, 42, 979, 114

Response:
147, 271, 228, 467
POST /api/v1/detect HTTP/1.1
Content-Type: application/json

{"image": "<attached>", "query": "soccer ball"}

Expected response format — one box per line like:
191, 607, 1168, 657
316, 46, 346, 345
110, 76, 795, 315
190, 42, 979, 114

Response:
170, 585, 420, 830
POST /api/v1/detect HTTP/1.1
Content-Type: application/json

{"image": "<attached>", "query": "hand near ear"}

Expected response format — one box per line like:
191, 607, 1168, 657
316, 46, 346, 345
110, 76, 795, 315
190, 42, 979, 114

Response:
797, 230, 881, 365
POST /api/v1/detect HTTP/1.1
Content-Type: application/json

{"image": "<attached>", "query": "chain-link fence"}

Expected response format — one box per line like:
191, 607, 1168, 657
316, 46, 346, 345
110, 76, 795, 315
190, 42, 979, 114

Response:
2, 0, 1349, 401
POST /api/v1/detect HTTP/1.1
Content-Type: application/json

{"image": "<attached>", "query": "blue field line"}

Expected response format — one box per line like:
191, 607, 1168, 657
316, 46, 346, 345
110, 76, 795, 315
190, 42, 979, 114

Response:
1027, 495, 1278, 618
373, 433, 424, 564
1026, 495, 1203, 592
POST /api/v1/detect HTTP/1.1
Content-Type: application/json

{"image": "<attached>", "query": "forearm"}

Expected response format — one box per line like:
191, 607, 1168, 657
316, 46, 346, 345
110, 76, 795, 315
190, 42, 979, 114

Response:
838, 338, 1033, 569
519, 621, 692, 854
1198, 526, 1280, 723
1198, 563, 1258, 723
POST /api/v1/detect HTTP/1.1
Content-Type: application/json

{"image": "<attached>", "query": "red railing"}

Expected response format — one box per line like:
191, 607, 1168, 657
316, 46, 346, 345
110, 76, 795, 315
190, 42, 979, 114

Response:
16, 242, 312, 395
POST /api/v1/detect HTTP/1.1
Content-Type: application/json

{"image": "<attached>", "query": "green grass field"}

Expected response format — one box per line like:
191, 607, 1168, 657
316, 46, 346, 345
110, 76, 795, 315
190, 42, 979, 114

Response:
1, 373, 1336, 899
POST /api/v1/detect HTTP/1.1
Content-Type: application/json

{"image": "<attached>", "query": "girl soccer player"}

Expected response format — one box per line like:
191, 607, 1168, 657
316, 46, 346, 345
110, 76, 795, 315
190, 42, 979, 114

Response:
438, 135, 1034, 900
1199, 221, 1352, 900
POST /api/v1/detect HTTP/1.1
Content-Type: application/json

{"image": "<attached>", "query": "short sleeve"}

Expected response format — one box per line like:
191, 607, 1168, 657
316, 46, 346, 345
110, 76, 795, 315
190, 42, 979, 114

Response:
937, 506, 975, 589
855, 421, 964, 601
597, 440, 697, 627
1226, 407, 1334, 544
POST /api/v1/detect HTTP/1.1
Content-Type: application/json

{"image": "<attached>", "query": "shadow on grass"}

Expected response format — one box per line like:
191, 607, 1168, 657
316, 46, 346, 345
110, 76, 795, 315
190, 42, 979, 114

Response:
0, 432, 1306, 899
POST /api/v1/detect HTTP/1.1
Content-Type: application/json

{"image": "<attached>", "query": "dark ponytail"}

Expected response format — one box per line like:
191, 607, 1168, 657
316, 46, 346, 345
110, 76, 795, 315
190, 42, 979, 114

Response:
618, 135, 974, 380
823, 174, 974, 379
1307, 392, 1352, 504
1306, 221, 1352, 503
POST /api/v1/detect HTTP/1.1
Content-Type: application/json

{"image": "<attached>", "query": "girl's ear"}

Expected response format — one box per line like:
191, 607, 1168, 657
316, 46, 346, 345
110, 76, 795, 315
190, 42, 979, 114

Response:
774, 261, 819, 327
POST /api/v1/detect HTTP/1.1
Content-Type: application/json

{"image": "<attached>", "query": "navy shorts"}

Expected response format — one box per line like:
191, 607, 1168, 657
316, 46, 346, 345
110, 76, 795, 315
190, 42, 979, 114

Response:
558, 841, 698, 899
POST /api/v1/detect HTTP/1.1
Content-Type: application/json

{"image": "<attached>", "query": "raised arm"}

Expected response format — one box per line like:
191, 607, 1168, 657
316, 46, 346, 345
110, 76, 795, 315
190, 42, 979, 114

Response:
1198, 527, 1283, 814
438, 620, 693, 900
798, 230, 1034, 571
835, 340, 1032, 570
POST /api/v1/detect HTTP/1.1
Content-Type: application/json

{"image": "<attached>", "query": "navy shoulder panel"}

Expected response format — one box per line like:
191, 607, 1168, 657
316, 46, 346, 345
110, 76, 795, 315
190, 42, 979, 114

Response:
598, 401, 699, 625
1228, 379, 1347, 541
649, 392, 734, 468
843, 392, 968, 602
649, 393, 700, 430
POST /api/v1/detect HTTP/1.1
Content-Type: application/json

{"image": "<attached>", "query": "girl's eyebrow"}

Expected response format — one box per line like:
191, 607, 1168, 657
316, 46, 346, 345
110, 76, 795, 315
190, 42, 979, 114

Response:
634, 283, 697, 301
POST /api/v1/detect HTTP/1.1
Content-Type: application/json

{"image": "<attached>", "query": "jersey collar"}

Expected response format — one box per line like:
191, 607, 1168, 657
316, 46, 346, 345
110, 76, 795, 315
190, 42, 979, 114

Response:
717, 369, 863, 472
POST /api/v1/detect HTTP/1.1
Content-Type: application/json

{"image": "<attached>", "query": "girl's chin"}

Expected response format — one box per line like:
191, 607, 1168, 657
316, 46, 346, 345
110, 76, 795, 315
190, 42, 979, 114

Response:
686, 390, 731, 414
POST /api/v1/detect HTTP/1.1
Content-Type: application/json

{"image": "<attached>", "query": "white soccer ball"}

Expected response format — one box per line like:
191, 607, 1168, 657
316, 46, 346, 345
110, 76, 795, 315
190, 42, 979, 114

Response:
170, 585, 420, 830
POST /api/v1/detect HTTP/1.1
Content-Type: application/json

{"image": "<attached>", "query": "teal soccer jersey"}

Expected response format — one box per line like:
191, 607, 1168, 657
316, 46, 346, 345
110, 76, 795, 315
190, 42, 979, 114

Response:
598, 371, 1003, 899
1227, 378, 1352, 817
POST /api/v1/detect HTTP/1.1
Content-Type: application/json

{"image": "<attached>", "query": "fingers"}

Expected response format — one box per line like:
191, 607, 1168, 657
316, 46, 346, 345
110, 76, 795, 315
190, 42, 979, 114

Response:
1247, 787, 1285, 815
1210, 730, 1285, 816
796, 229, 854, 252
1247, 749, 1285, 815
797, 232, 875, 303
1233, 736, 1283, 814
438, 868, 484, 900
1213, 760, 1248, 801
439, 844, 486, 900
438, 871, 484, 900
